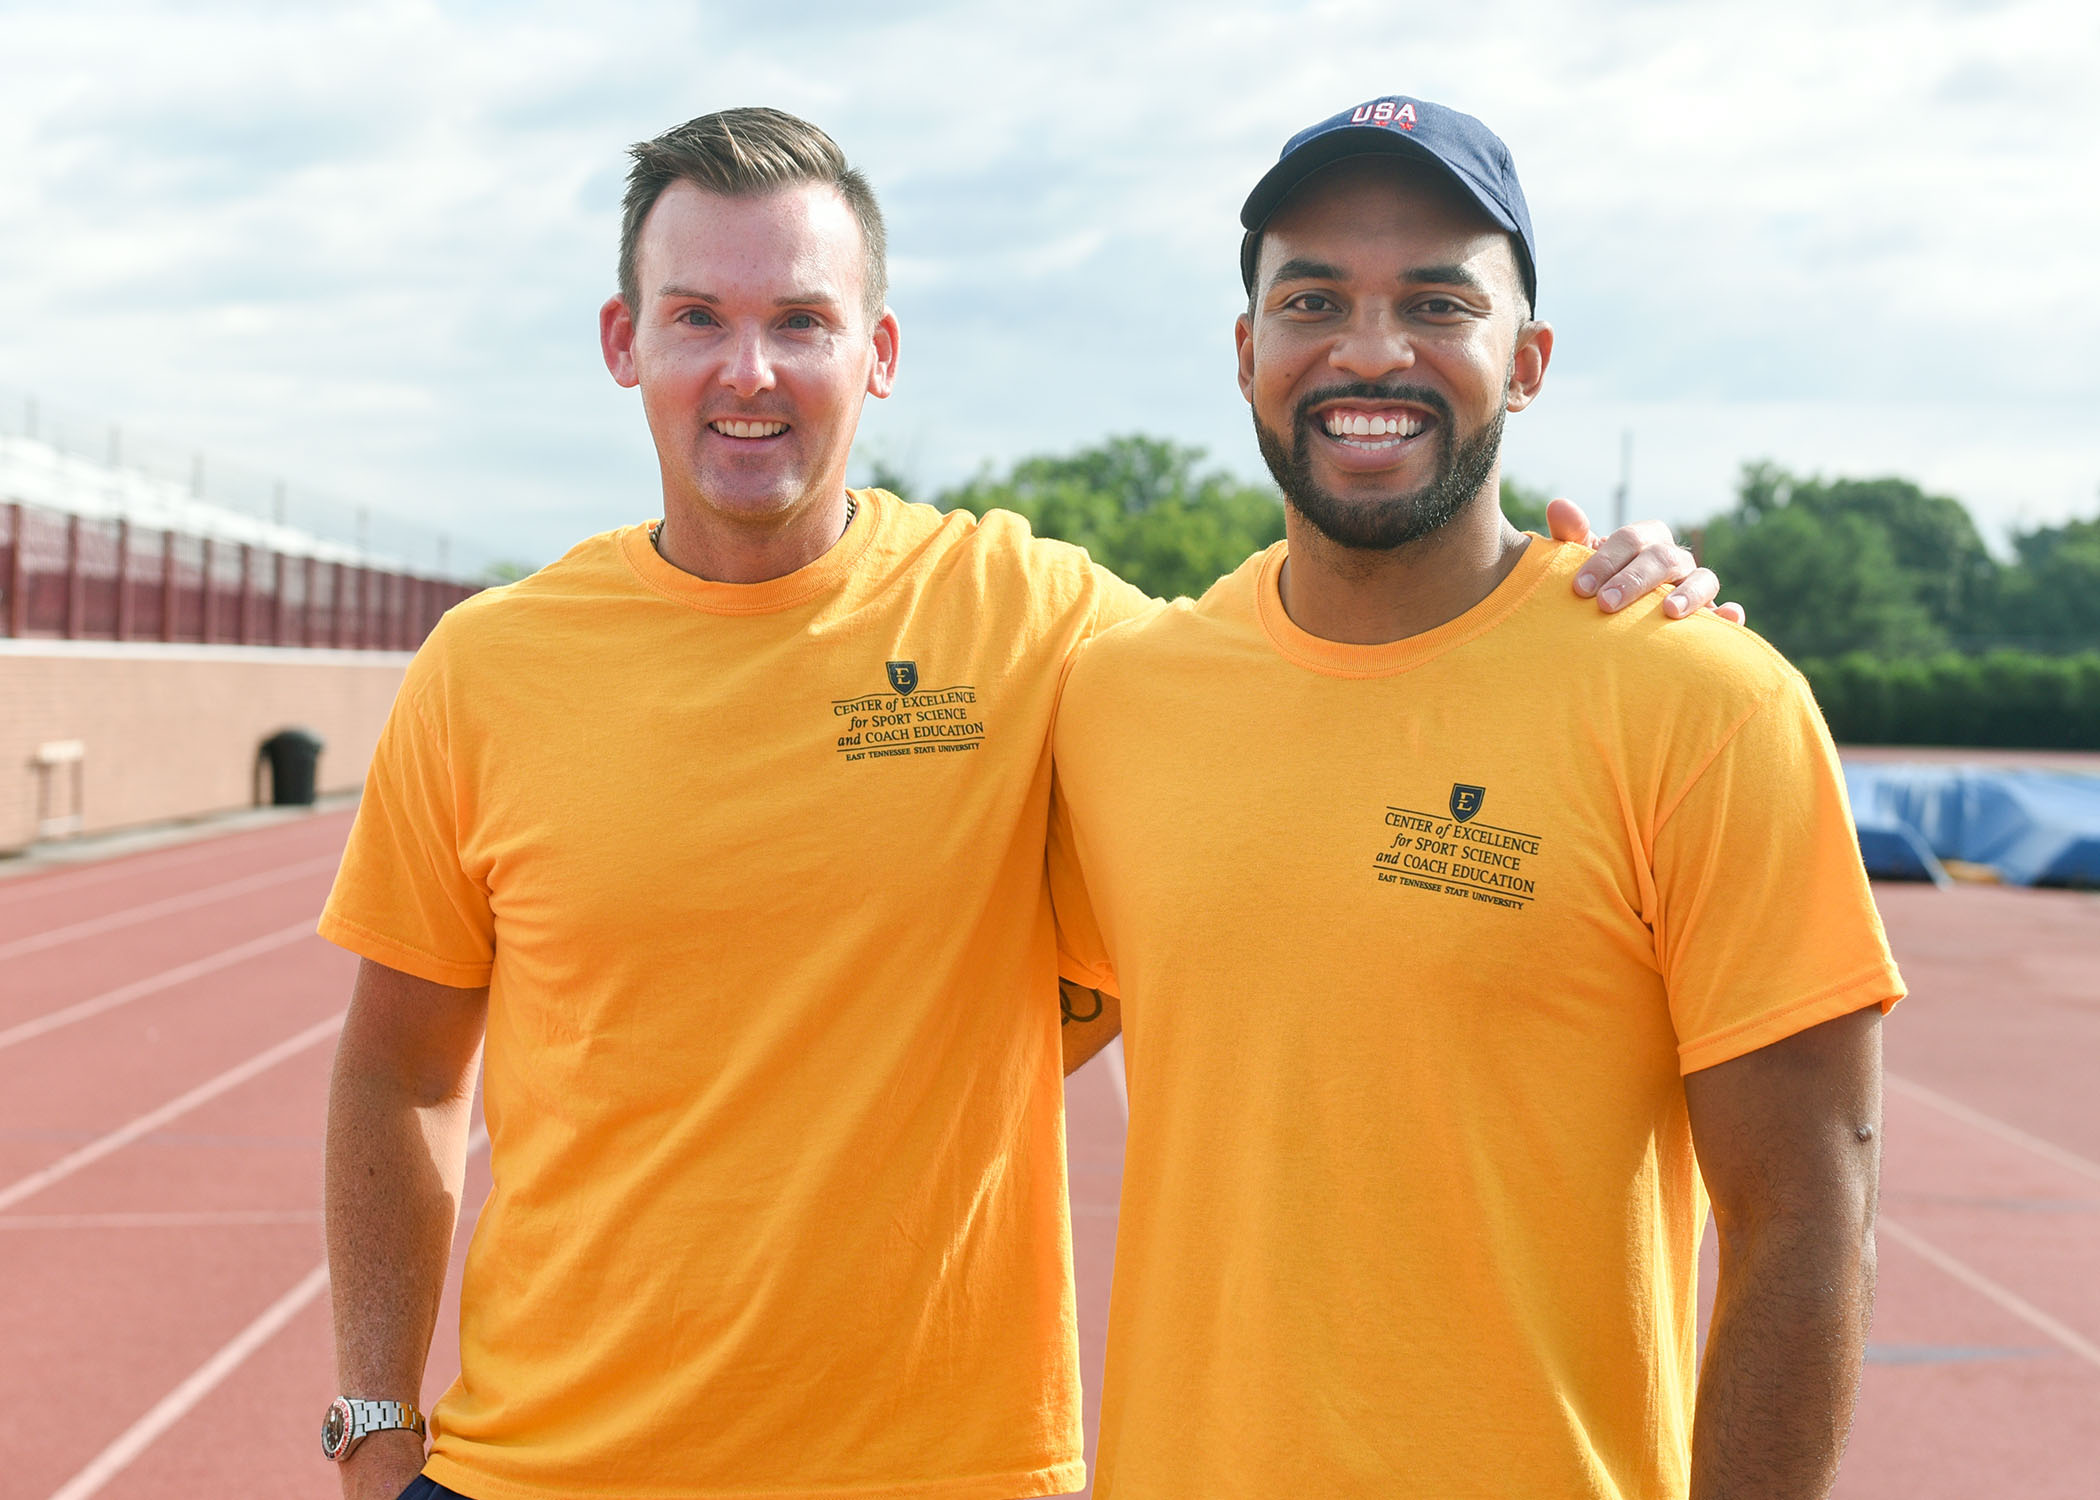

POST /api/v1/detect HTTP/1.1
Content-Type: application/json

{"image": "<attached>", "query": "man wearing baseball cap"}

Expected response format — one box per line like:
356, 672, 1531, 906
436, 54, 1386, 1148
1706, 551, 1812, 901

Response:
1052, 96, 1900, 1498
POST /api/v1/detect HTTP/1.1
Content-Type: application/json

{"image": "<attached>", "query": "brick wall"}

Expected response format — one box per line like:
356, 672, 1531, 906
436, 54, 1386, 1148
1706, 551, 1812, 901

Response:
0, 641, 407, 853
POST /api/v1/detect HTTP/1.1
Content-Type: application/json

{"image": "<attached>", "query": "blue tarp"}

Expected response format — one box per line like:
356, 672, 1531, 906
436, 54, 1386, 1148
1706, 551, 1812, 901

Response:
1846, 771, 1950, 886
1843, 764, 2100, 887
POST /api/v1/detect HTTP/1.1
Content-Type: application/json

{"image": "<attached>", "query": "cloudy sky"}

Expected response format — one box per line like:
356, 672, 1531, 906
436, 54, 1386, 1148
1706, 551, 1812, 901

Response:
1, 0, 2095, 568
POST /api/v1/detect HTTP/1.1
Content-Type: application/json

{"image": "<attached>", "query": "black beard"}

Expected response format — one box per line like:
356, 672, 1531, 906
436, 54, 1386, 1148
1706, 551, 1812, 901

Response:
1253, 381, 1506, 553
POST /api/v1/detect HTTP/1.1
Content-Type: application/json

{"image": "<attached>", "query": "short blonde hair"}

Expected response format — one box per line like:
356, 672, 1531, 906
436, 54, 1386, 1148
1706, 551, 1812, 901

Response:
619, 107, 888, 321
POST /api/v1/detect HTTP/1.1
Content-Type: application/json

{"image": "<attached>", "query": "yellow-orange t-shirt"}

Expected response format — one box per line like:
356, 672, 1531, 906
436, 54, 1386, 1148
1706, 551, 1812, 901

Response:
320, 490, 1151, 1500
1049, 539, 1904, 1500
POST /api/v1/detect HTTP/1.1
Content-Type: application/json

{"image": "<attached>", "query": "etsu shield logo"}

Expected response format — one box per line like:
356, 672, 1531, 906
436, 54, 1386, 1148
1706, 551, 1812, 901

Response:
886, 660, 920, 695
1449, 783, 1486, 823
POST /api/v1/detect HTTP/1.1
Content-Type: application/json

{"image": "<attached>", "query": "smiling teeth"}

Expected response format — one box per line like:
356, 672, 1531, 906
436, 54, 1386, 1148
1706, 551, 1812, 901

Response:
1324, 412, 1426, 439
713, 420, 788, 438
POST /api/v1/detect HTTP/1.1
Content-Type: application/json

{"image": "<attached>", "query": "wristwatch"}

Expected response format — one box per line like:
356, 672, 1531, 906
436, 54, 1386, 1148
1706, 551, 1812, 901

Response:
320, 1396, 426, 1462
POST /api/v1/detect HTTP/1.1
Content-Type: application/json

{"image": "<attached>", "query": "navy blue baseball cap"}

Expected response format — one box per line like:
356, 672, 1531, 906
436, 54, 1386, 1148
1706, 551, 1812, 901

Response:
1240, 95, 1537, 311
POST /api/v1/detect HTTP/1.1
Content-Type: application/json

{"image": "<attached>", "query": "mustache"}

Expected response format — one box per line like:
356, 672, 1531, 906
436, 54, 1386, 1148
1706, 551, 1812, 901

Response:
1291, 382, 1454, 432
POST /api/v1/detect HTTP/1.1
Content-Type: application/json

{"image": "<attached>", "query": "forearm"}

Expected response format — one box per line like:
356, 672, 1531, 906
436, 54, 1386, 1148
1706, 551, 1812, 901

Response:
323, 1027, 481, 1495
1691, 1209, 1876, 1499
1684, 1004, 1883, 1500
326, 1067, 474, 1389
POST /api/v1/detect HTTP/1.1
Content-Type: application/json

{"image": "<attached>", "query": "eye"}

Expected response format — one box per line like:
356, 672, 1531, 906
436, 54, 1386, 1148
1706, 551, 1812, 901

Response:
1284, 292, 1338, 314
1413, 297, 1470, 319
784, 312, 820, 331
678, 307, 716, 327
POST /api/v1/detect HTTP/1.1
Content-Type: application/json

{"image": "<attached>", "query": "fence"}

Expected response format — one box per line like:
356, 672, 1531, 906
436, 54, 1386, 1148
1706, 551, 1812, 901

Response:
1, 499, 475, 650
0, 386, 495, 579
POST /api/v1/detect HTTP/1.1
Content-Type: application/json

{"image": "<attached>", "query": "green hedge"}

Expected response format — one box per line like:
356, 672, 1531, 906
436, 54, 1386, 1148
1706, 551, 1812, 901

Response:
1798, 651, 2100, 748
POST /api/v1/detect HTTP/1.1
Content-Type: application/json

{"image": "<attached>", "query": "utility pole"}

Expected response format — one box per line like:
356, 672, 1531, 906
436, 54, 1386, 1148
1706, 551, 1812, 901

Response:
1612, 429, 1633, 532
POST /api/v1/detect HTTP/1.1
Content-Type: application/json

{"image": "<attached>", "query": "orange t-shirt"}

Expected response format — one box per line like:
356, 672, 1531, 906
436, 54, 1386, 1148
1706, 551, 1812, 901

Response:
1050, 539, 1904, 1499
321, 491, 1150, 1500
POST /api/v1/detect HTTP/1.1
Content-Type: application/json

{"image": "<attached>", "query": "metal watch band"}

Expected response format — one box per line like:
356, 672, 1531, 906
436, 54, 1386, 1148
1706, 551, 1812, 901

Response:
321, 1396, 426, 1462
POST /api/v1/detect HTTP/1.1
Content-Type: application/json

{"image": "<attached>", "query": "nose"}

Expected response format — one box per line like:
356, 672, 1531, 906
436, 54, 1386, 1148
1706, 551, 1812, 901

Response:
1327, 308, 1414, 383
719, 324, 776, 398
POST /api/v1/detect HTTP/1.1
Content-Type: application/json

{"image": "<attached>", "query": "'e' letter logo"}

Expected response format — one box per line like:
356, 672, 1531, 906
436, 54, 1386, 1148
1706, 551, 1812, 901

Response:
886, 660, 919, 695
1449, 783, 1485, 823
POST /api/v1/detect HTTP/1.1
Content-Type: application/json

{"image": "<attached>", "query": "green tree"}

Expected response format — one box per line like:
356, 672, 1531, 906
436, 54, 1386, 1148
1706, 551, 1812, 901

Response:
862, 457, 917, 501
1699, 462, 2100, 744
1699, 501, 1945, 661
937, 435, 1285, 601
1732, 463, 1999, 641
1500, 477, 1552, 535
1998, 516, 2100, 652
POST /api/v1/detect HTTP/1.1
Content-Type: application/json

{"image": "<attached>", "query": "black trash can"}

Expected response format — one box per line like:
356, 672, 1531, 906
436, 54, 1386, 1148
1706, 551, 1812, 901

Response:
258, 728, 325, 806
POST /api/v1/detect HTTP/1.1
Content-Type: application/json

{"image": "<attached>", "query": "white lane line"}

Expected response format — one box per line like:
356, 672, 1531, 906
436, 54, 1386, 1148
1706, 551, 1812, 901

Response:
1888, 1072, 2100, 1187
1103, 1036, 1128, 1122
1880, 1215, 2100, 1372
0, 1209, 321, 1231
43, 1128, 491, 1500
46, 1262, 333, 1500
0, 922, 316, 1054
0, 1013, 344, 1213
0, 855, 339, 962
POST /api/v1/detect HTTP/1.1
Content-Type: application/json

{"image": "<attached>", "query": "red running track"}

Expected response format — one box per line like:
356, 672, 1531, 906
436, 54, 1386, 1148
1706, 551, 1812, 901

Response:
0, 810, 2092, 1497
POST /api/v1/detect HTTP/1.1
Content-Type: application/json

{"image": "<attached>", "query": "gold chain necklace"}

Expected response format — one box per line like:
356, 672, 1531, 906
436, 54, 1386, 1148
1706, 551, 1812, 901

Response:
650, 495, 856, 555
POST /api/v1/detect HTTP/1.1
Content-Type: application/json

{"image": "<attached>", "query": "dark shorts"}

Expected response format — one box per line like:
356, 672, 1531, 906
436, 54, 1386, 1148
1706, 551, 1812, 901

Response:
396, 1479, 470, 1500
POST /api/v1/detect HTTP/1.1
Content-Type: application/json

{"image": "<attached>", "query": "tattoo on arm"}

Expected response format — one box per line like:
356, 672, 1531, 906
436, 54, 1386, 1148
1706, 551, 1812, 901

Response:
1060, 981, 1104, 1025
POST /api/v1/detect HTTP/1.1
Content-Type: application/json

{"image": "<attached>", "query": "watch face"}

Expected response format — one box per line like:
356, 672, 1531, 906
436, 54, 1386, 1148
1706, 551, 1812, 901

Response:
321, 1398, 351, 1459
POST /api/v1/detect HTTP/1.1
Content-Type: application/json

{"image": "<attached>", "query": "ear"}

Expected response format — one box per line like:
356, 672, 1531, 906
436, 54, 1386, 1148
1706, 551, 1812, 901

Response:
866, 306, 901, 400
601, 295, 639, 388
1235, 312, 1256, 405
1506, 319, 1553, 413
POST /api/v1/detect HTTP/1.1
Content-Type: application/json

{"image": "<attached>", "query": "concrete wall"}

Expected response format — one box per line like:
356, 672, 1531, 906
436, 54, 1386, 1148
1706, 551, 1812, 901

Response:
0, 640, 408, 853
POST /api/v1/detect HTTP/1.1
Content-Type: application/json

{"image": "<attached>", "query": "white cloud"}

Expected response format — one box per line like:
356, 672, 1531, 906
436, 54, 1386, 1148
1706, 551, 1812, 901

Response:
0, 0, 2092, 566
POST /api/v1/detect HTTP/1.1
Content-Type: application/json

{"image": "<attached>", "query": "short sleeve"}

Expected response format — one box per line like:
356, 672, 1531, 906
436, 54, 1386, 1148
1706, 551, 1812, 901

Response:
1653, 674, 1904, 1074
1047, 565, 1152, 994
1088, 562, 1158, 636
1047, 761, 1119, 996
317, 654, 495, 989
